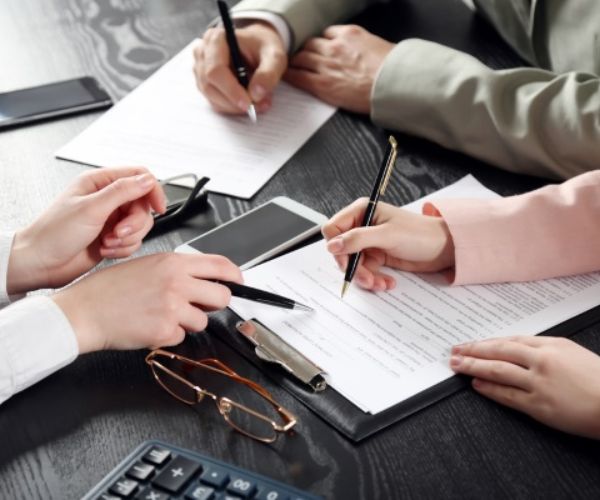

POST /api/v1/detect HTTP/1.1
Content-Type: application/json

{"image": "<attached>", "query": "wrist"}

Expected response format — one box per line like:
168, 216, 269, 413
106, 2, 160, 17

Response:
6, 228, 47, 295
52, 288, 104, 354
432, 217, 455, 269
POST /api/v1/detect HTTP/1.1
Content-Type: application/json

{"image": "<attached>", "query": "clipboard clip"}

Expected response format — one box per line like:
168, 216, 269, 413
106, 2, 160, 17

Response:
236, 319, 327, 392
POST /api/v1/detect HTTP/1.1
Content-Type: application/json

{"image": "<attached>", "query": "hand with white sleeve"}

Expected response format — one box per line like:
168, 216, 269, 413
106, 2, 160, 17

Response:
52, 253, 243, 353
7, 166, 166, 295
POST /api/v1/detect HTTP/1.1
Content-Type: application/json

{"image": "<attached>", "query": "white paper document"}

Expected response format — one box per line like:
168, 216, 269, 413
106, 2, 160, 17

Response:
229, 176, 600, 414
56, 41, 336, 199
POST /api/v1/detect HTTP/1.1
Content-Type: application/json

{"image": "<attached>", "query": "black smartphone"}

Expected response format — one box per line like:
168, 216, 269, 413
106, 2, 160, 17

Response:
0, 76, 112, 129
176, 197, 327, 270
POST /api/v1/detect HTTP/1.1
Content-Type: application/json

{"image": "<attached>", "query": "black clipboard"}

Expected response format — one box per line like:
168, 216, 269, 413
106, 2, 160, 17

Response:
209, 303, 600, 442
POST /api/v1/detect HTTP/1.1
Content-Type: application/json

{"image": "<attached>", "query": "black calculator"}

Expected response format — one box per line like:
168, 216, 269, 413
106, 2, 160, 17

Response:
82, 440, 321, 500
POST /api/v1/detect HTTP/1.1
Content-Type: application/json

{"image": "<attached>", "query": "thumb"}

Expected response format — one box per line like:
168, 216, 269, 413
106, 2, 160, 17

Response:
327, 225, 392, 255
89, 173, 157, 218
249, 47, 287, 102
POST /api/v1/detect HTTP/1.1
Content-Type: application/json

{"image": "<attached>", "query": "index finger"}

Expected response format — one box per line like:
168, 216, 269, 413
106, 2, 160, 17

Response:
185, 253, 243, 284
203, 28, 251, 113
321, 198, 369, 241
77, 167, 166, 214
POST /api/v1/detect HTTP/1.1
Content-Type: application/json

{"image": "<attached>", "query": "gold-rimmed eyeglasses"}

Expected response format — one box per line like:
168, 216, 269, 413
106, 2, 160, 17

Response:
145, 349, 297, 443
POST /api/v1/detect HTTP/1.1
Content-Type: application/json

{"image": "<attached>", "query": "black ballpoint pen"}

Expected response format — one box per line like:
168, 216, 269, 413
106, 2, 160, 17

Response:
217, 0, 257, 123
341, 135, 398, 298
215, 280, 314, 312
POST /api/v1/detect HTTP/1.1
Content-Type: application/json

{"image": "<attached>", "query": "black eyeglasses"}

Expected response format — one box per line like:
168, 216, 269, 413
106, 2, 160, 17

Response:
149, 174, 210, 236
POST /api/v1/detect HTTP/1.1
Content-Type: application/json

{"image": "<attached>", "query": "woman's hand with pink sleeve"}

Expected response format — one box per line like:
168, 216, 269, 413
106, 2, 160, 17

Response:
451, 336, 600, 439
321, 198, 455, 291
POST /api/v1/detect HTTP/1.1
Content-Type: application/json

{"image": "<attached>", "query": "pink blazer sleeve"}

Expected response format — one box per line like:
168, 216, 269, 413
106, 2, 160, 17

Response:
425, 170, 600, 285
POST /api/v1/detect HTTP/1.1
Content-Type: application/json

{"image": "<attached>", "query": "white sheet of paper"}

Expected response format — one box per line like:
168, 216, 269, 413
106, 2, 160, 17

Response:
229, 175, 600, 413
56, 41, 337, 199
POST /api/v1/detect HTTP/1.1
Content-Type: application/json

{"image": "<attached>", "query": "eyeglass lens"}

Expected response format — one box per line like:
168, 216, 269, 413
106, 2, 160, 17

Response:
151, 355, 281, 441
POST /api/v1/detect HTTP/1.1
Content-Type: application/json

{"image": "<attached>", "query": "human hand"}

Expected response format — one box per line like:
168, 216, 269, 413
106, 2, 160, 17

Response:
194, 22, 287, 115
285, 25, 394, 114
451, 336, 600, 439
322, 199, 455, 291
52, 253, 243, 353
7, 167, 166, 295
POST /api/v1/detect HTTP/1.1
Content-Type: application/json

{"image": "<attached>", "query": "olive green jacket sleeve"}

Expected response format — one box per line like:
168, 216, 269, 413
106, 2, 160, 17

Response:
233, 0, 600, 179
232, 0, 381, 52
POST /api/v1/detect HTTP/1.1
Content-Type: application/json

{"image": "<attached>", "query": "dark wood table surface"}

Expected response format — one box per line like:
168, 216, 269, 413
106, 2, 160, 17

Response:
1, 1, 599, 499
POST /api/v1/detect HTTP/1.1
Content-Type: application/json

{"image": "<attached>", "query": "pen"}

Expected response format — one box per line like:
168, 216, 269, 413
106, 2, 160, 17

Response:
217, 0, 257, 123
215, 280, 314, 312
341, 135, 398, 298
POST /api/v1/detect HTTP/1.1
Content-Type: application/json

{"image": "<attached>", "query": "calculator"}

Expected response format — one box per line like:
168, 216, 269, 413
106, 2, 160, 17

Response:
82, 440, 321, 500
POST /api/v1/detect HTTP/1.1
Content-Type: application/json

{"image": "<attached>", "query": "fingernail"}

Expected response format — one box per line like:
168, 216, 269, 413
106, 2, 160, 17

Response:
472, 378, 483, 389
327, 237, 344, 253
251, 84, 266, 101
104, 237, 122, 247
451, 345, 462, 355
103, 247, 116, 257
237, 99, 249, 112
136, 173, 154, 189
450, 355, 462, 367
357, 275, 368, 287
117, 226, 132, 237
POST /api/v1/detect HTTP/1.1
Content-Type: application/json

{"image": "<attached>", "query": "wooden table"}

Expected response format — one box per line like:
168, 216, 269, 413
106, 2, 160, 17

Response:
1, 1, 599, 498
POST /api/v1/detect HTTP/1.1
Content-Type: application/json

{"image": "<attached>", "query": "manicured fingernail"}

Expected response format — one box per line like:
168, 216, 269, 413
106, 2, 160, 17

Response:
117, 226, 131, 237
251, 84, 266, 101
327, 237, 344, 253
450, 355, 462, 367
104, 237, 122, 247
452, 345, 462, 355
237, 99, 249, 112
136, 173, 154, 189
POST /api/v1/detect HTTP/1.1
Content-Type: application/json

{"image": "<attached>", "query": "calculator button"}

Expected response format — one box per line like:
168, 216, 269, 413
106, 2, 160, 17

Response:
143, 447, 172, 466
199, 467, 229, 489
152, 455, 201, 493
127, 462, 156, 482
99, 494, 121, 500
134, 486, 171, 500
185, 484, 215, 500
109, 477, 139, 497
255, 488, 289, 500
214, 495, 242, 500
226, 477, 256, 498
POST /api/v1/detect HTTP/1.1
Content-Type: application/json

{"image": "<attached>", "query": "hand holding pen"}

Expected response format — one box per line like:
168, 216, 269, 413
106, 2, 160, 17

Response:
193, 5, 287, 117
322, 136, 456, 294
340, 136, 398, 297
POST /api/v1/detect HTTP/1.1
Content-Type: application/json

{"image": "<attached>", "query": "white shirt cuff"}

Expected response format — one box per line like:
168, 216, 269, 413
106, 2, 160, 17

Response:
0, 295, 78, 404
228, 11, 292, 53
0, 232, 15, 306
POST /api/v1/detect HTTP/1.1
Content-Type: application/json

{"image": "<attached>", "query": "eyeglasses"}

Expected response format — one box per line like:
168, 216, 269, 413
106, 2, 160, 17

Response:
148, 174, 210, 236
145, 349, 297, 443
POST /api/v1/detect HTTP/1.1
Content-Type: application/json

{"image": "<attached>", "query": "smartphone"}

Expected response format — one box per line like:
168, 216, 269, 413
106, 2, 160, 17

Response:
0, 76, 112, 129
175, 197, 328, 270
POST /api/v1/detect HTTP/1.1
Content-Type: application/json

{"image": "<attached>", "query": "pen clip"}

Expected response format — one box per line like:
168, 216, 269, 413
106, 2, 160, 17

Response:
236, 319, 327, 392
379, 135, 398, 196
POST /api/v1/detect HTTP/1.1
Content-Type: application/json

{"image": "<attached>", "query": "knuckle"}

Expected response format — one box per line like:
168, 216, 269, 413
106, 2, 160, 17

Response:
205, 64, 227, 82
489, 363, 504, 379
195, 313, 209, 332
208, 253, 234, 272
216, 286, 232, 308
344, 24, 363, 36
160, 289, 180, 315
